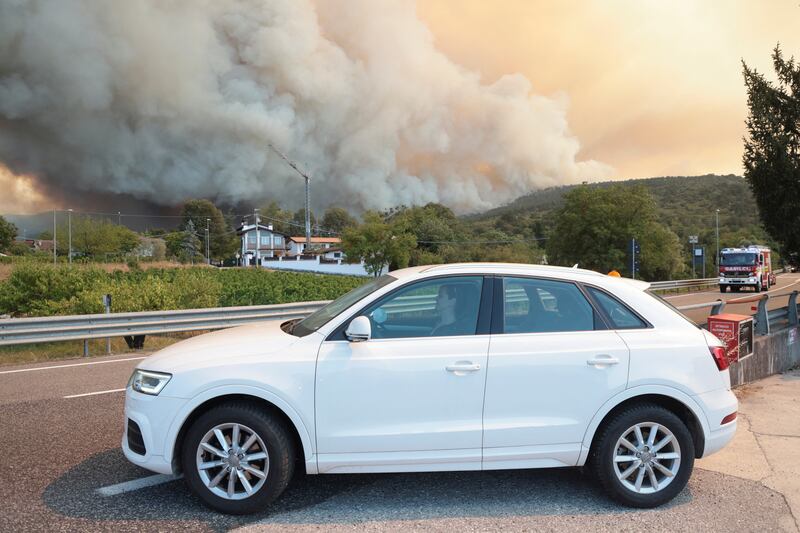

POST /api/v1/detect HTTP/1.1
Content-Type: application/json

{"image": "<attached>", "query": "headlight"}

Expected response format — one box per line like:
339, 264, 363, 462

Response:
129, 369, 172, 395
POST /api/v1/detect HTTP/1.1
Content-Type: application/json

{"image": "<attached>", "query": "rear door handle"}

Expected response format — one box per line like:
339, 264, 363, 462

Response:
446, 362, 481, 373
587, 355, 620, 366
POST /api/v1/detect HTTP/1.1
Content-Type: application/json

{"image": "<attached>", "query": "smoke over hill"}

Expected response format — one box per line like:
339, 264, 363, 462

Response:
0, 0, 612, 213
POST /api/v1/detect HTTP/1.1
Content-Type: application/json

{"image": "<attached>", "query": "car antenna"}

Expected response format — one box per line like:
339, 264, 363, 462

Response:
572, 263, 579, 269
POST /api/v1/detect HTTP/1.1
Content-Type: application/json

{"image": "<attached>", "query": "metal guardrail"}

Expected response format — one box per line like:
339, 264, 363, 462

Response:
649, 278, 718, 291
675, 290, 799, 335
0, 301, 330, 347
0, 286, 797, 353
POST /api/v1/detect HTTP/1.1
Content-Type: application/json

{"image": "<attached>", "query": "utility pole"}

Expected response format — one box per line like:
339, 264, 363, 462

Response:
266, 143, 311, 250
53, 209, 57, 265
254, 208, 260, 268
206, 218, 211, 265
68, 208, 73, 265
715, 209, 720, 269
118, 211, 122, 226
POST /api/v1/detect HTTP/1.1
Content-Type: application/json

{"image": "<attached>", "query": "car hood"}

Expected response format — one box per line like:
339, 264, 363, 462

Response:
140, 320, 301, 374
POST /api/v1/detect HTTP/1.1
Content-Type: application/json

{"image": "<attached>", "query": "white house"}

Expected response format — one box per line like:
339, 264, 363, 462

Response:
236, 222, 289, 266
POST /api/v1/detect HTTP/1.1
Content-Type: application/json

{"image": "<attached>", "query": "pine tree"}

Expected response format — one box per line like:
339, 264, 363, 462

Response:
743, 46, 800, 261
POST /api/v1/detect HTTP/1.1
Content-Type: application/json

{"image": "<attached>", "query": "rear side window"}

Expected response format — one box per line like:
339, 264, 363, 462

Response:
587, 287, 647, 329
502, 277, 600, 333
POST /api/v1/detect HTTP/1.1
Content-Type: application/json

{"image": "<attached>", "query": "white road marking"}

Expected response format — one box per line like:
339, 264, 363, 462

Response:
96, 474, 182, 497
0, 356, 146, 375
64, 388, 126, 399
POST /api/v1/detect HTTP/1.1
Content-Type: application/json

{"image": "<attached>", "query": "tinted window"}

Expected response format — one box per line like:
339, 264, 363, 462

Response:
362, 276, 483, 339
587, 287, 647, 329
502, 277, 598, 333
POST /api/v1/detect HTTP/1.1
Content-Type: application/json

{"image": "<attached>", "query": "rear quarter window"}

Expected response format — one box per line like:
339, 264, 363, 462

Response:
586, 287, 649, 329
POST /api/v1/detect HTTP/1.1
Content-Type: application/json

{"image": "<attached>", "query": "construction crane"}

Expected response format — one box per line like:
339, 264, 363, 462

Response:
266, 143, 311, 250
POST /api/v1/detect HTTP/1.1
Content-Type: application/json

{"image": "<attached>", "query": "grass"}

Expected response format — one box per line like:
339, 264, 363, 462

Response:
0, 332, 204, 366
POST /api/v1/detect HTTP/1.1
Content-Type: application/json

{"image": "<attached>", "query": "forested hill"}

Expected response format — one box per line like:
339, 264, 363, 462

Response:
470, 174, 769, 247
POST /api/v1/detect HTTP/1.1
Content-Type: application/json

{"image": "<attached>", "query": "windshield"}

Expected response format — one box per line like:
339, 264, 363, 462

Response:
720, 253, 756, 266
291, 274, 397, 337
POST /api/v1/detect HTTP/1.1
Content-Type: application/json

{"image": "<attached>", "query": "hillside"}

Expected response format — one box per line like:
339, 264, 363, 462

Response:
469, 174, 773, 252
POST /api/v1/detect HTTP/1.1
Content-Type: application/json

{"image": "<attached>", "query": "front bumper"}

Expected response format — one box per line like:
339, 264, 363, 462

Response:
719, 276, 757, 285
122, 388, 189, 475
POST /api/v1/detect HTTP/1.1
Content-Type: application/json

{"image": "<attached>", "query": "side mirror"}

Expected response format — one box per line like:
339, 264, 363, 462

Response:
345, 316, 371, 342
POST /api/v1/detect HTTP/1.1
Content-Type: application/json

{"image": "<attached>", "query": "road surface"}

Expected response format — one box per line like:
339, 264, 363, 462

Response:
661, 272, 800, 325
0, 352, 796, 532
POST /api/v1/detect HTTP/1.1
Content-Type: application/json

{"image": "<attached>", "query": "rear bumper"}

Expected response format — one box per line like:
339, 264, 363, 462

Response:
693, 387, 738, 457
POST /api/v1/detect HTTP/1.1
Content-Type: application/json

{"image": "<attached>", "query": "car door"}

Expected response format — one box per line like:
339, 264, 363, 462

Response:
315, 275, 492, 473
482, 276, 630, 469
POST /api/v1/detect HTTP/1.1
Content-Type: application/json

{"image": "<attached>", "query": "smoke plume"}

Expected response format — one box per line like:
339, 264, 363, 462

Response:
0, 0, 613, 213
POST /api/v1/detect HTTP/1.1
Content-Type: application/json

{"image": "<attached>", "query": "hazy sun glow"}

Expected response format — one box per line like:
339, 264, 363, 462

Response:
418, 0, 800, 179
0, 164, 50, 214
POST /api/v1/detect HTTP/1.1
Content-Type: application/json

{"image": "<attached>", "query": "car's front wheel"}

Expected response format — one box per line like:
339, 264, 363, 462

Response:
181, 402, 295, 514
590, 403, 694, 508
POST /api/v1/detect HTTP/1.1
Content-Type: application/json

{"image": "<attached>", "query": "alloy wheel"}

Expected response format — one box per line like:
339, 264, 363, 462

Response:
195, 422, 270, 500
612, 422, 681, 494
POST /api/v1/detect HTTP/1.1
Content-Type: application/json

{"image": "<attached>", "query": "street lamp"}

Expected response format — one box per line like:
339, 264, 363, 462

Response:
715, 209, 720, 268
68, 208, 73, 265
206, 218, 211, 265
53, 209, 57, 265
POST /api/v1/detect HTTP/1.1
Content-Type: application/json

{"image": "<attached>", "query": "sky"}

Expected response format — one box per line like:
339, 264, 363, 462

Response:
419, 0, 800, 179
1, 0, 799, 215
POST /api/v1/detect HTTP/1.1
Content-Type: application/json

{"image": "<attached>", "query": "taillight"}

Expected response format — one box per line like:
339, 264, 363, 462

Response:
721, 412, 737, 425
710, 346, 729, 371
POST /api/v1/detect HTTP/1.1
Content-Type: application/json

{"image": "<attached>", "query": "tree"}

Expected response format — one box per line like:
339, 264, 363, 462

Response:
258, 201, 293, 234
387, 203, 465, 261
546, 185, 684, 280
0, 215, 18, 252
743, 46, 800, 260
292, 208, 317, 235
320, 207, 357, 234
56, 216, 139, 259
342, 212, 417, 276
179, 199, 237, 261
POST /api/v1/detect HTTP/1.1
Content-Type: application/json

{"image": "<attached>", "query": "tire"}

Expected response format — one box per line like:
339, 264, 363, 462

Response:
755, 281, 762, 293
719, 285, 726, 293
182, 402, 295, 515
589, 403, 694, 508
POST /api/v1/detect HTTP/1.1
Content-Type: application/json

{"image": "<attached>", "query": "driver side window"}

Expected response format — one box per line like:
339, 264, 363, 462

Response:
362, 276, 484, 339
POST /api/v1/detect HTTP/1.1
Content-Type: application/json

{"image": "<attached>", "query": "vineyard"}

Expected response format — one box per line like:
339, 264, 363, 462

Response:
0, 263, 368, 317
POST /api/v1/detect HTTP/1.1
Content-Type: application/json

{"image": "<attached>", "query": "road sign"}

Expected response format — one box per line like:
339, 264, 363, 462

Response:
688, 235, 699, 244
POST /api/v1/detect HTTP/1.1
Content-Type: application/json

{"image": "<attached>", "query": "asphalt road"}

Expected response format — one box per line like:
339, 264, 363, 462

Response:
662, 272, 800, 325
0, 353, 796, 532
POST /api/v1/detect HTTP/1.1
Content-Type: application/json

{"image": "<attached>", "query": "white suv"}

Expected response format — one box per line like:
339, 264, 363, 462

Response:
123, 263, 737, 514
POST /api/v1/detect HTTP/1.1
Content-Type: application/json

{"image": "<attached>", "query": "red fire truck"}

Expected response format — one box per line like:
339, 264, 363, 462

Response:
718, 245, 776, 293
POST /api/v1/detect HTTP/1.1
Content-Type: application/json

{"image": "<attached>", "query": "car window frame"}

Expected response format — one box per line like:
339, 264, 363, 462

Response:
325, 274, 495, 342
581, 283, 653, 330
491, 275, 612, 335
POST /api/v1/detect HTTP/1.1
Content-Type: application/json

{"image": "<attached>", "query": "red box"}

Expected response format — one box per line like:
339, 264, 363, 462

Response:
707, 313, 754, 364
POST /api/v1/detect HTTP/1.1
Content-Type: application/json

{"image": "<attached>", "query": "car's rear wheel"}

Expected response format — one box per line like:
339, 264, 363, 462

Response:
590, 403, 694, 508
182, 402, 294, 514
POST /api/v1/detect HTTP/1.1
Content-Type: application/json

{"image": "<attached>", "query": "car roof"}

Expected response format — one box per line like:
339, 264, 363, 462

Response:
388, 263, 651, 291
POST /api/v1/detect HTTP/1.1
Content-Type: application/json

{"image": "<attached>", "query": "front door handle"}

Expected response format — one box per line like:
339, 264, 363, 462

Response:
446, 362, 481, 373
587, 355, 620, 366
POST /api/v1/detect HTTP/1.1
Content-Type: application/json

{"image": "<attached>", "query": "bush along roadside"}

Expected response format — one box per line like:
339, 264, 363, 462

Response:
0, 263, 368, 317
